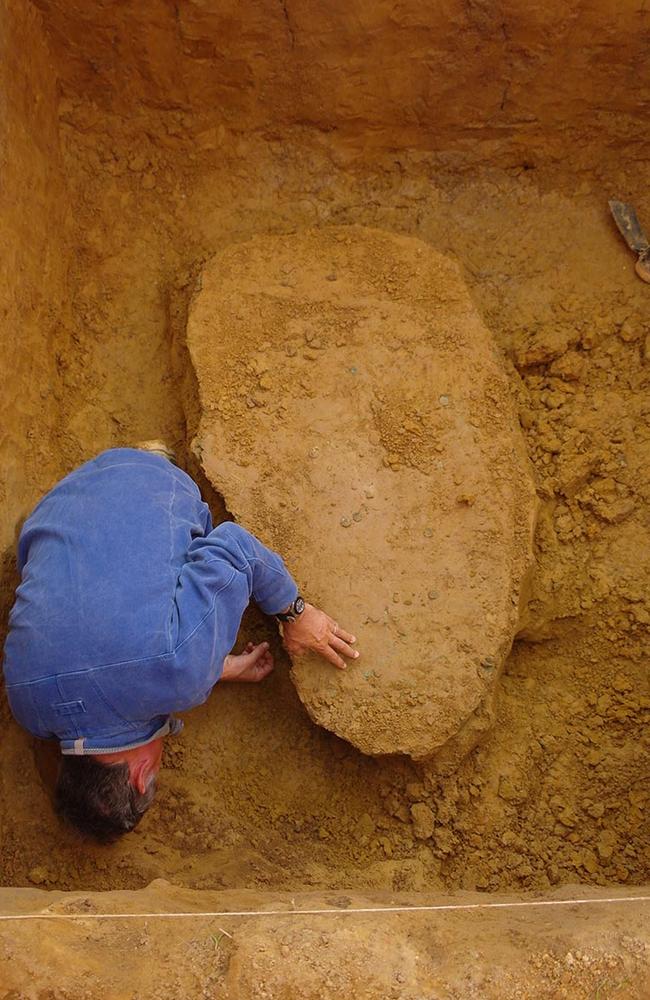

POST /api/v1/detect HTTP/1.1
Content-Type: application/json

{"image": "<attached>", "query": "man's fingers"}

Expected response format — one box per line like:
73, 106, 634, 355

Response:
320, 645, 347, 670
325, 615, 356, 643
254, 658, 274, 680
240, 657, 274, 683
331, 624, 356, 644
330, 634, 359, 660
243, 641, 269, 666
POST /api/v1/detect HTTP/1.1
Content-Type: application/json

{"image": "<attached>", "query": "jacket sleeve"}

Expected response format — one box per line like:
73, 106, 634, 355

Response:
190, 521, 299, 616
169, 522, 299, 711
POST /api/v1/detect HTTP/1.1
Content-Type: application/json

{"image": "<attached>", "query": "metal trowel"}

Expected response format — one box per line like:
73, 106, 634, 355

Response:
609, 200, 650, 283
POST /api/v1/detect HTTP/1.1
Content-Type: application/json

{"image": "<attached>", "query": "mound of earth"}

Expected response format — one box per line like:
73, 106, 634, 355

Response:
187, 226, 537, 760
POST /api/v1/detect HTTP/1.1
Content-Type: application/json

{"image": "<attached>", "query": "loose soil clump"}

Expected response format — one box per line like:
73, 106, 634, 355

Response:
188, 225, 537, 760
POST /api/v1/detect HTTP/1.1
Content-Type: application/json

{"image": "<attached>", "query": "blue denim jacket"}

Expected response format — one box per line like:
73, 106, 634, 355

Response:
2, 449, 298, 754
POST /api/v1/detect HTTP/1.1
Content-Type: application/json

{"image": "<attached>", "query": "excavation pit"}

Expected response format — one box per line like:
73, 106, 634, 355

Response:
0, 0, 648, 995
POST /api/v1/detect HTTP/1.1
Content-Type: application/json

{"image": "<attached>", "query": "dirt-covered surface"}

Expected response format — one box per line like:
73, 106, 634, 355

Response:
188, 226, 537, 761
1, 132, 649, 894
1, 0, 648, 897
0, 884, 648, 1000
0, 0, 649, 995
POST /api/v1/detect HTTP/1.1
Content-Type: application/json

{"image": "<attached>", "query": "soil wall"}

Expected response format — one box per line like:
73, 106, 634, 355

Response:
29, 0, 650, 170
0, 885, 648, 1000
0, 0, 71, 553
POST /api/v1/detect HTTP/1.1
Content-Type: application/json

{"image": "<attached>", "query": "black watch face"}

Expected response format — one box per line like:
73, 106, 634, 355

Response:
294, 596, 305, 616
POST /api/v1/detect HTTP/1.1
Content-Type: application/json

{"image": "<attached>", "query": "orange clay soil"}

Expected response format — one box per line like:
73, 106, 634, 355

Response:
0, 0, 648, 926
0, 885, 649, 1000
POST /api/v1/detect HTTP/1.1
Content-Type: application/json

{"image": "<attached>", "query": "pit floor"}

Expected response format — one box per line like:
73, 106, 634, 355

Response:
1, 141, 648, 899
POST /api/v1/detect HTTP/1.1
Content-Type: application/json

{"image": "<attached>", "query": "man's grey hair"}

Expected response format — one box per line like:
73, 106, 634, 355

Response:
55, 756, 156, 842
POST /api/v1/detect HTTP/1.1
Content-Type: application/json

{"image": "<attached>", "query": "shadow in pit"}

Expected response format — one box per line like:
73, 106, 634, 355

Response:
0, 541, 20, 712
0, 536, 62, 811
163, 264, 232, 525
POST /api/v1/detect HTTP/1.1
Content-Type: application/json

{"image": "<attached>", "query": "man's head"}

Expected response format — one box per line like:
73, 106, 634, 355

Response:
55, 738, 163, 842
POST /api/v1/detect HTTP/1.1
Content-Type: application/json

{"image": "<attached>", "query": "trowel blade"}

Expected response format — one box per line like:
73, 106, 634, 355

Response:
609, 200, 650, 254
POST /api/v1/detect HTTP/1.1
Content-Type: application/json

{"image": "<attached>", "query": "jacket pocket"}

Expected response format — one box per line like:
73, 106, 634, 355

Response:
5, 681, 53, 739
91, 655, 176, 722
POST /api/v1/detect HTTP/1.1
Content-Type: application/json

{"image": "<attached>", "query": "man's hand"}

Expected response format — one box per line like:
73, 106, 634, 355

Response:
281, 603, 359, 670
222, 641, 274, 683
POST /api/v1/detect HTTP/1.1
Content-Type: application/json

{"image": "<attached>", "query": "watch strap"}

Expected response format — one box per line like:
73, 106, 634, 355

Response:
275, 596, 305, 622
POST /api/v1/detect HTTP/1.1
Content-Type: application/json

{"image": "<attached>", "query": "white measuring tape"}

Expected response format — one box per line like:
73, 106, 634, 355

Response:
0, 895, 648, 921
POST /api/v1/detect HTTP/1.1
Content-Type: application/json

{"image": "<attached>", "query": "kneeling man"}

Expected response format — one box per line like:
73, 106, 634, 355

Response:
2, 445, 358, 841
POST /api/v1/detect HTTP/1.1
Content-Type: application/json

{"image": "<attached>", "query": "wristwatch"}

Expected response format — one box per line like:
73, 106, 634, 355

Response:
275, 596, 306, 623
